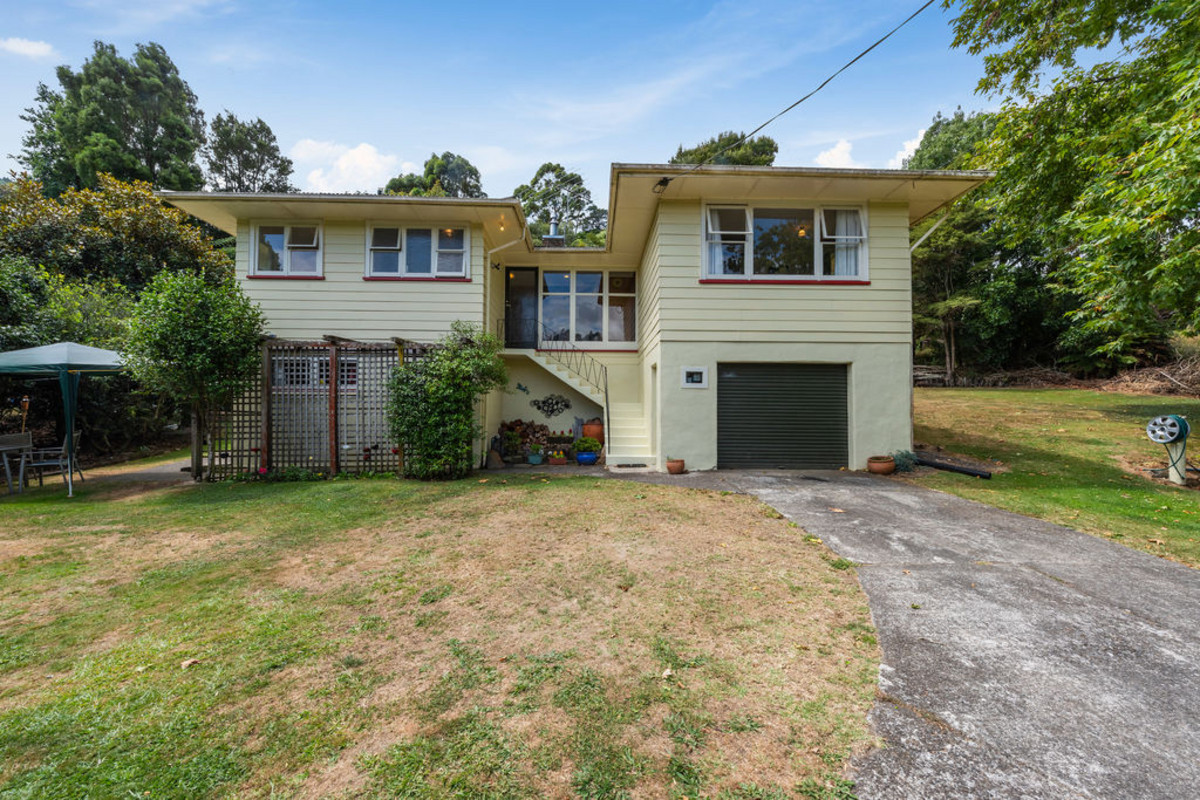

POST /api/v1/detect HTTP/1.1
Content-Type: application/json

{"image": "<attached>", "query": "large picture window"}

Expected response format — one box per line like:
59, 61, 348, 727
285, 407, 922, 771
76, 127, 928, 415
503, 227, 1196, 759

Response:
366, 225, 469, 278
254, 223, 322, 276
540, 270, 636, 347
705, 206, 866, 280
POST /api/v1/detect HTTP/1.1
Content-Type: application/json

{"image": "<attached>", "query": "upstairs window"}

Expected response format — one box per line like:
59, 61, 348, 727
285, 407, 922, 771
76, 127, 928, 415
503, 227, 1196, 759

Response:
366, 225, 469, 277
254, 224, 322, 275
541, 270, 636, 347
704, 207, 866, 279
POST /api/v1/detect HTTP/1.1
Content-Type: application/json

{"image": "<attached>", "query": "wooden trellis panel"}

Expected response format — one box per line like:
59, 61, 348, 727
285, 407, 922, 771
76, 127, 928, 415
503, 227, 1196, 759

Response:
206, 340, 408, 478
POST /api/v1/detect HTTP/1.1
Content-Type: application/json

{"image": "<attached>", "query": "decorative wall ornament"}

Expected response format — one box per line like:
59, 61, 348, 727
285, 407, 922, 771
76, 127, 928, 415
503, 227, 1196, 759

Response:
515, 382, 530, 395
531, 394, 571, 418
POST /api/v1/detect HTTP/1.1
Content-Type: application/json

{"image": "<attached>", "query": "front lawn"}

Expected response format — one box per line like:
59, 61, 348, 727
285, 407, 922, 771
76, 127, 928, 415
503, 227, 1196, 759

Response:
0, 472, 877, 799
912, 388, 1200, 567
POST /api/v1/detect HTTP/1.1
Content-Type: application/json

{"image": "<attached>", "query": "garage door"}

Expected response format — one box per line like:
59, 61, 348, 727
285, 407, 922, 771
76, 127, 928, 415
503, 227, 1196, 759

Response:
717, 363, 848, 469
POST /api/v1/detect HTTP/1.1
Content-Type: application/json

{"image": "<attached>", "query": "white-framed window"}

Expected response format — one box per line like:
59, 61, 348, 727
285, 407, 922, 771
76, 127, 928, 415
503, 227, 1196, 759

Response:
540, 269, 637, 347
365, 224, 469, 277
704, 206, 867, 279
253, 223, 322, 275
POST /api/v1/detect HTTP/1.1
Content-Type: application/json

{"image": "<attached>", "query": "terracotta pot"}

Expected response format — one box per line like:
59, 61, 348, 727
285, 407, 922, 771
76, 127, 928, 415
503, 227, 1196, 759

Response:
548, 457, 568, 466
581, 422, 604, 445
666, 458, 685, 475
866, 455, 896, 475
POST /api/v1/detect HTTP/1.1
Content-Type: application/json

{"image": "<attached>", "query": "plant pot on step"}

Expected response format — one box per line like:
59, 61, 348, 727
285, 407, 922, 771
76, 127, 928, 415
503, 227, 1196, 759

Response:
666, 458, 685, 475
866, 455, 896, 475
527, 453, 544, 465
548, 455, 568, 466
576, 451, 599, 466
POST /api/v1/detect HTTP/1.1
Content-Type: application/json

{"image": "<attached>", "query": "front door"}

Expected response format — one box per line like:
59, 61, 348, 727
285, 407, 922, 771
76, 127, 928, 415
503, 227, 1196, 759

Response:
504, 268, 538, 348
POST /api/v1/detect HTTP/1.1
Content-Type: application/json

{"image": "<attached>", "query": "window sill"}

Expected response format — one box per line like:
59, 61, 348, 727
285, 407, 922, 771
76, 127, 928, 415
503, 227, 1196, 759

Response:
699, 278, 869, 286
248, 274, 324, 280
535, 346, 638, 353
363, 276, 472, 282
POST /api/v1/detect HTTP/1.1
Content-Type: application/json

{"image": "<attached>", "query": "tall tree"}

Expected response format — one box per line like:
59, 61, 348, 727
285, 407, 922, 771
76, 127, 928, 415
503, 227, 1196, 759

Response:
947, 0, 1198, 361
204, 112, 295, 192
382, 151, 485, 198
669, 131, 778, 166
0, 174, 230, 290
18, 41, 205, 193
909, 110, 1082, 379
513, 163, 606, 246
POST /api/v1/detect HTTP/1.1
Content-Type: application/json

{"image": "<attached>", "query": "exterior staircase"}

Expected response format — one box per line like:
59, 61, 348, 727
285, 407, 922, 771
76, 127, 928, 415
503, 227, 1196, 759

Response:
606, 402, 653, 465
527, 351, 605, 406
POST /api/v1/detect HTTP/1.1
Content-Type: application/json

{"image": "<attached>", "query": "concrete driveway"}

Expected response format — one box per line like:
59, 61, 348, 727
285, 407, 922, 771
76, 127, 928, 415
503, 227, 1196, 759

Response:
626, 469, 1200, 799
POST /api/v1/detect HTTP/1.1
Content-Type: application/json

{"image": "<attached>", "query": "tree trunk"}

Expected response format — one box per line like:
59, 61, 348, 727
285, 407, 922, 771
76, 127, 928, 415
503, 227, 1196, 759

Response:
190, 408, 204, 481
943, 319, 957, 386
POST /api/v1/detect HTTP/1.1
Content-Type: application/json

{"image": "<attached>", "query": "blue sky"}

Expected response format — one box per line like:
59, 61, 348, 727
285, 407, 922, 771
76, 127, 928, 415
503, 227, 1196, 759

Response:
0, 0, 993, 203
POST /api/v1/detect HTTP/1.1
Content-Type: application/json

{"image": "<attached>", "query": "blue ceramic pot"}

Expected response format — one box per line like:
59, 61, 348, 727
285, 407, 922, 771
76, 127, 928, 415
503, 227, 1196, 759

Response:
576, 452, 599, 466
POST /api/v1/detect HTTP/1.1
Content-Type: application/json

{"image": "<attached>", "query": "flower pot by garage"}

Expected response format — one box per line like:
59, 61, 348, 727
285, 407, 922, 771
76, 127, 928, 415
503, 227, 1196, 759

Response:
527, 453, 544, 465
582, 422, 604, 445
666, 458, 685, 475
548, 456, 568, 466
576, 452, 599, 466
867, 455, 896, 475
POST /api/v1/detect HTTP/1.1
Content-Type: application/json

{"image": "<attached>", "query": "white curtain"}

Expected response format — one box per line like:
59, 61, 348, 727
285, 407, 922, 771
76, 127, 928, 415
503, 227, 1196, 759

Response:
833, 210, 862, 276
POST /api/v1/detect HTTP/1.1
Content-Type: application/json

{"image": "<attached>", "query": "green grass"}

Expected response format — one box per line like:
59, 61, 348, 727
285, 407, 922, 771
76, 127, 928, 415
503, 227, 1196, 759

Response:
0, 463, 877, 798
912, 388, 1200, 567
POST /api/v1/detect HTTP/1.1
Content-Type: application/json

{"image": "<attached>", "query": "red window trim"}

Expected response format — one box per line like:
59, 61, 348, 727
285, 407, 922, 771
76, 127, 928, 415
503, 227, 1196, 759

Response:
247, 274, 325, 280
362, 276, 472, 282
699, 278, 870, 286
535, 347, 638, 354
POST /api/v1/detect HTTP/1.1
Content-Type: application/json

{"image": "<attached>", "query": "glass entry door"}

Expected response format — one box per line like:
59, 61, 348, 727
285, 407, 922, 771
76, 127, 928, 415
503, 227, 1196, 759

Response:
504, 268, 538, 348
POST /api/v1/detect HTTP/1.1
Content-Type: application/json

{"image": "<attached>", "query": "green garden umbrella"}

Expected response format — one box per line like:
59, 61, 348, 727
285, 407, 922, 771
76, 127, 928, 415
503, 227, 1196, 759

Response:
0, 342, 124, 497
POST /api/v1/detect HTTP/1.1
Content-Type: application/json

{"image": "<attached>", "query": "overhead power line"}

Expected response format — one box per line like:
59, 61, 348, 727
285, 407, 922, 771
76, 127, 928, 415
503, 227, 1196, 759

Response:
657, 0, 938, 191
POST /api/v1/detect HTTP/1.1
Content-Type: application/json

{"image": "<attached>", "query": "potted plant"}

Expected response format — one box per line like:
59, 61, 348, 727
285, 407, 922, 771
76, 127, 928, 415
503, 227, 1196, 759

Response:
527, 443, 544, 465
548, 448, 569, 466
666, 457, 685, 475
574, 436, 602, 465
866, 455, 896, 475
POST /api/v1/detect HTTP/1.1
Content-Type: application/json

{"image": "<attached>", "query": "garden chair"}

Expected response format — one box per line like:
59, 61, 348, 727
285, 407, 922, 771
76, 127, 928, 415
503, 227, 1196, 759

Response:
0, 432, 33, 494
26, 431, 84, 488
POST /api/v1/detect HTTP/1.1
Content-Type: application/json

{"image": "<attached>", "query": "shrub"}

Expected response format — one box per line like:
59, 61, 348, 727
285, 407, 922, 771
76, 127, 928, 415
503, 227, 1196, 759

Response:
574, 436, 602, 453
124, 271, 264, 478
387, 322, 507, 480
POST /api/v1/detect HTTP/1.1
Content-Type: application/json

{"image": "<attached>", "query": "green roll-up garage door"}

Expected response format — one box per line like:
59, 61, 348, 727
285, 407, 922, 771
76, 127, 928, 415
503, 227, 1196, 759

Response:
717, 363, 848, 469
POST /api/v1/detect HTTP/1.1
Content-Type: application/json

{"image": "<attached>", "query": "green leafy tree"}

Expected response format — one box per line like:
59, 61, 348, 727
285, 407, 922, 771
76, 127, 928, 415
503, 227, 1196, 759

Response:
382, 152, 485, 198
908, 109, 1087, 378
947, 0, 1197, 361
124, 271, 265, 479
904, 108, 996, 170
669, 131, 778, 166
0, 173, 231, 290
513, 162, 606, 246
19, 41, 205, 192
204, 112, 295, 192
387, 322, 507, 480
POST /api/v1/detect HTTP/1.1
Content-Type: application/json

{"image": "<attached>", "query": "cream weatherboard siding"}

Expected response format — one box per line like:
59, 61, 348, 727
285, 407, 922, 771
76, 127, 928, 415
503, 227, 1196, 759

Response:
236, 220, 487, 342
646, 200, 913, 471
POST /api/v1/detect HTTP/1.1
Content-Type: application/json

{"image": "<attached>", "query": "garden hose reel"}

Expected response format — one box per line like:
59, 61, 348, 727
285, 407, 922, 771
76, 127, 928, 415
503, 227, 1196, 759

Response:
1146, 415, 1190, 485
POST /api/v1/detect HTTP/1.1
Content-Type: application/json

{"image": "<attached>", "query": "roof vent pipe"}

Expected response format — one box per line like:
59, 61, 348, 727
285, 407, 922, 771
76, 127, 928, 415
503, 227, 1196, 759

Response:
549, 215, 560, 238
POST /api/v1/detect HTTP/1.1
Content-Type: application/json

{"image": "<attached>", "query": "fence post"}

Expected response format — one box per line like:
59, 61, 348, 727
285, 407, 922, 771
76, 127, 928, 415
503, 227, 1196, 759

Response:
328, 343, 339, 475
260, 341, 272, 473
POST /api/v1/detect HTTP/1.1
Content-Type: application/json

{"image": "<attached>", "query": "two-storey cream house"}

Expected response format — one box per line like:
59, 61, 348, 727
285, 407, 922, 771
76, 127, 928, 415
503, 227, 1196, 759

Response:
165, 163, 986, 472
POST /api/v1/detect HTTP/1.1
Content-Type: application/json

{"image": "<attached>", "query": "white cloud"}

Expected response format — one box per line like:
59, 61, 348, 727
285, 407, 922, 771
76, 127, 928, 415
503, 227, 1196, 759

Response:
290, 139, 402, 193
814, 139, 862, 169
0, 38, 57, 58
887, 129, 926, 169
77, 0, 233, 32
